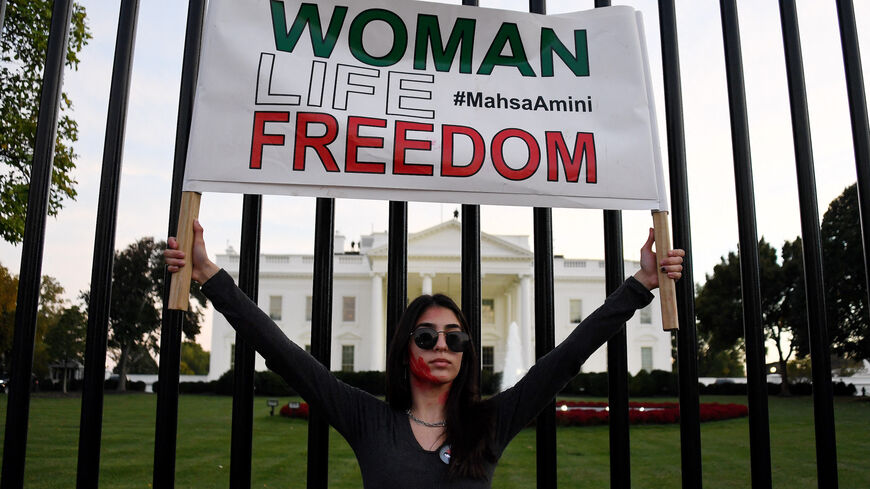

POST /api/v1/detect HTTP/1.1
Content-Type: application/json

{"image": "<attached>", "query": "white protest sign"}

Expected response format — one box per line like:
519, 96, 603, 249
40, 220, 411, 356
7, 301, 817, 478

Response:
183, 0, 667, 211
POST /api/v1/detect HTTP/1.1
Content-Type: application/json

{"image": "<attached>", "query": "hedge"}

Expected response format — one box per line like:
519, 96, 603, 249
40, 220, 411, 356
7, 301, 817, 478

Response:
164, 370, 858, 397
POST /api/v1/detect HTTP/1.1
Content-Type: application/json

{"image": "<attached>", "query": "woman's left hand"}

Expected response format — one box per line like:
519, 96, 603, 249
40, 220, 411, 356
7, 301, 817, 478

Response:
634, 228, 685, 290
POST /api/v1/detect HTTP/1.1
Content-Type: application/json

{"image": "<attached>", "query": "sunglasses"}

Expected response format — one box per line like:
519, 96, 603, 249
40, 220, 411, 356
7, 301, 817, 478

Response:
410, 327, 470, 353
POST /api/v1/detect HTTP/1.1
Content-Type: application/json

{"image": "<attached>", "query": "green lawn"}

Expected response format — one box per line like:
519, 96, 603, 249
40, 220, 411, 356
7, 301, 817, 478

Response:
0, 394, 867, 488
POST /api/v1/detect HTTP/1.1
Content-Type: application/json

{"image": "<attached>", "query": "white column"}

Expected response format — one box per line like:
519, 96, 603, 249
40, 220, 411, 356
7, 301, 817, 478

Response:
520, 274, 532, 369
421, 273, 433, 295
504, 291, 512, 325
370, 273, 384, 370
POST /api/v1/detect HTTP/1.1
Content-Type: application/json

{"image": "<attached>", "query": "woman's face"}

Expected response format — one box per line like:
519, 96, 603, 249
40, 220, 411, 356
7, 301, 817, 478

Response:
407, 305, 464, 387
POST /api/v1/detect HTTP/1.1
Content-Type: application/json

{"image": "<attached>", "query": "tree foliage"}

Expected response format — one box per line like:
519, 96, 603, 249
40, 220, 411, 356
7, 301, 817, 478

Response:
0, 262, 68, 378
33, 275, 65, 379
0, 1, 91, 243
696, 183, 870, 386
0, 263, 19, 371
106, 237, 207, 390
43, 304, 86, 392
180, 341, 210, 375
695, 239, 804, 390
819, 184, 869, 360
112, 343, 158, 375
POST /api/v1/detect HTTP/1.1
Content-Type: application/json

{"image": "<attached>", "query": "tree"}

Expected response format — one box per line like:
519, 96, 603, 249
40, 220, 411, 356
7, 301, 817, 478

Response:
695, 239, 803, 392
33, 275, 65, 380
0, 262, 67, 379
759, 239, 807, 395
819, 184, 869, 360
112, 343, 157, 375
43, 305, 86, 393
180, 341, 209, 375
694, 249, 746, 378
0, 263, 19, 374
106, 237, 206, 391
0, 2, 91, 243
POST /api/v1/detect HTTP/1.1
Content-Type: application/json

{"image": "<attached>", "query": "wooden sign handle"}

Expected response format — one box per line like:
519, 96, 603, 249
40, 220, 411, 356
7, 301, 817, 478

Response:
168, 191, 201, 311
653, 211, 679, 331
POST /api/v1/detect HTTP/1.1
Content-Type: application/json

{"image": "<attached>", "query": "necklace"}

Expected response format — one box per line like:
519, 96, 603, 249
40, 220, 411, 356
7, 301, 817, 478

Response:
406, 409, 446, 428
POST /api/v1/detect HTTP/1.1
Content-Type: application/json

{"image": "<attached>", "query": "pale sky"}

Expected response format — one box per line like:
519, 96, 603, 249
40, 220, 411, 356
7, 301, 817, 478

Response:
0, 0, 867, 351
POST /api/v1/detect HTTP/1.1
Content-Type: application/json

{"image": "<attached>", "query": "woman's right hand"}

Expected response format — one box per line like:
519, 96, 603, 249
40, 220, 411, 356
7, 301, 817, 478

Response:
165, 219, 220, 284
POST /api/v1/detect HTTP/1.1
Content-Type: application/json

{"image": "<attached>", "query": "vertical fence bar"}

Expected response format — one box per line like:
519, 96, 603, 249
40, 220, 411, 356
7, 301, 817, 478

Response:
386, 202, 408, 354
229, 195, 262, 488
461, 205, 481, 378
778, 2, 839, 486
0, 1, 73, 487
529, 3, 553, 487
461, 0, 481, 384
75, 1, 140, 487
836, 0, 870, 308
533, 208, 556, 489
530, 0, 553, 485
591, 2, 631, 487
718, 2, 773, 487
307, 197, 335, 489
153, 1, 206, 487
603, 211, 630, 489
657, 2, 703, 487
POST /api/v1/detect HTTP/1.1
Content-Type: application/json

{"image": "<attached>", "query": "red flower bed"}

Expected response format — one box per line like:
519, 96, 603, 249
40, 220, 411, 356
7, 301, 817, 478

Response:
279, 401, 747, 426
279, 402, 309, 419
554, 401, 748, 426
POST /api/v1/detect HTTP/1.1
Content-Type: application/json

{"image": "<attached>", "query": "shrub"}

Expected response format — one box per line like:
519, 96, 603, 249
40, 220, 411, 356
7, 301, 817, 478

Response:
101, 377, 145, 392
629, 370, 657, 396
254, 370, 296, 396
333, 370, 385, 395
561, 370, 677, 397
179, 381, 218, 394
480, 370, 502, 396
562, 372, 609, 396
699, 381, 747, 395
649, 369, 678, 396
696, 380, 858, 396
215, 369, 235, 395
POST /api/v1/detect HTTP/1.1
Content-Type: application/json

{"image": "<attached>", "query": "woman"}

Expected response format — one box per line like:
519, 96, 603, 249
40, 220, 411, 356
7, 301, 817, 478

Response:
165, 220, 683, 488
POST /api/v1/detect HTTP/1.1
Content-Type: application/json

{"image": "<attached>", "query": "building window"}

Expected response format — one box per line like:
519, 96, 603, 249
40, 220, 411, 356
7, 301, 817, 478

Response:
481, 299, 495, 324
640, 305, 652, 324
641, 346, 653, 372
343, 296, 356, 322
269, 295, 282, 320
341, 345, 354, 372
481, 346, 494, 373
305, 296, 312, 321
304, 344, 311, 354
569, 299, 583, 323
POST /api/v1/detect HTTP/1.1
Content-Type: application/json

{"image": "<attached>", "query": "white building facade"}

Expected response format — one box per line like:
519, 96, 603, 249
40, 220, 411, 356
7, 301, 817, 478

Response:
207, 219, 672, 380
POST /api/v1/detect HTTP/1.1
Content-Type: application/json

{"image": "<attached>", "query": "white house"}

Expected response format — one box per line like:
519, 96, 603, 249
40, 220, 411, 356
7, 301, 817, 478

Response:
207, 218, 672, 380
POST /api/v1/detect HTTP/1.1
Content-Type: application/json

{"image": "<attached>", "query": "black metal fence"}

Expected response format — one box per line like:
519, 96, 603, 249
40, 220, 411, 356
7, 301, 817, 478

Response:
2, 0, 867, 488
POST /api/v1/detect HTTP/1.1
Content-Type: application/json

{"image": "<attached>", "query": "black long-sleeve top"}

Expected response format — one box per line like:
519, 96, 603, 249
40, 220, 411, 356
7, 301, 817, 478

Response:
202, 269, 653, 488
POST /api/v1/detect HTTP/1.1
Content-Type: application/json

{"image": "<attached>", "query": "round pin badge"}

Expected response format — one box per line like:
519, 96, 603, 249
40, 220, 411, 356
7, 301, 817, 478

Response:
439, 444, 451, 465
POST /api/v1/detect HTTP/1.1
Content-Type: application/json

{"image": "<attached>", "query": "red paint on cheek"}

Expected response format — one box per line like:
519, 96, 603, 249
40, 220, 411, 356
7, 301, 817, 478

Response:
409, 353, 439, 383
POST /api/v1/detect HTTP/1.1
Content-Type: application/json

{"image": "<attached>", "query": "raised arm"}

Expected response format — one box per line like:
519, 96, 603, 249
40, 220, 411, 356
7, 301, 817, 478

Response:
165, 222, 380, 443
491, 227, 684, 446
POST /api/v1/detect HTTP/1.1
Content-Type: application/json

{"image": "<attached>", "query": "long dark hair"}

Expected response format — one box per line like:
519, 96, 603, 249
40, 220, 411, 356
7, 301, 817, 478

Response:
386, 294, 496, 480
